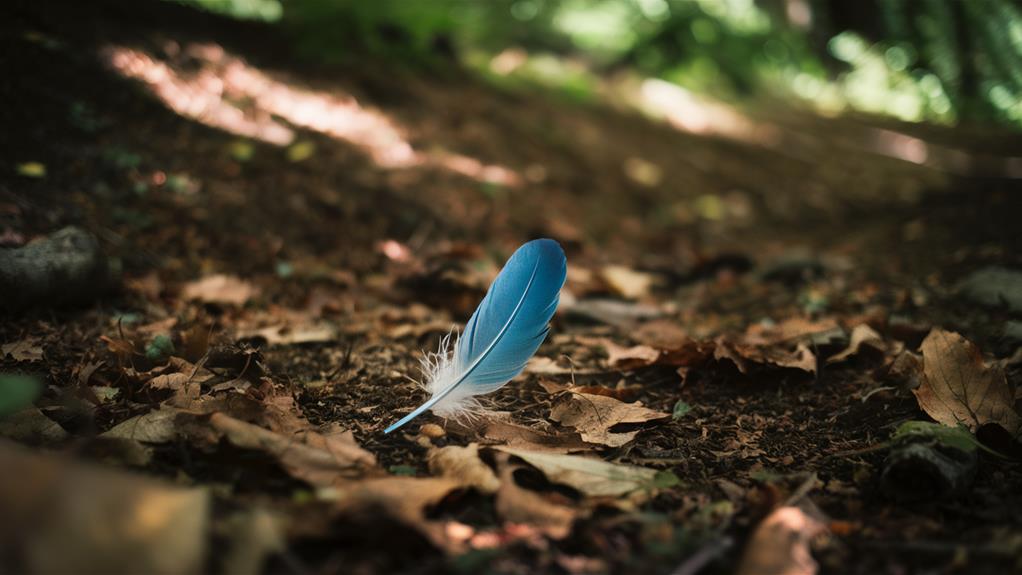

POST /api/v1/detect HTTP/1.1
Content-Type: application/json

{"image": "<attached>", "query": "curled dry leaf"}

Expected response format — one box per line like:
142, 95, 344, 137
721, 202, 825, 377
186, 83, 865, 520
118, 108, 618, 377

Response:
493, 446, 662, 498
477, 420, 593, 453
736, 505, 826, 575
493, 452, 577, 539
600, 265, 655, 300
550, 392, 669, 447
182, 274, 257, 306
913, 328, 1021, 434
827, 324, 887, 364
714, 337, 817, 375
428, 443, 501, 494
106, 409, 378, 484
603, 341, 661, 370
197, 413, 379, 484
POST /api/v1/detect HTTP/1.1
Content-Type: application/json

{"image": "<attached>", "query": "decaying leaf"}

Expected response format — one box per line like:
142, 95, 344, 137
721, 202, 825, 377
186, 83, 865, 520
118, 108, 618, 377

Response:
493, 446, 663, 497
183, 274, 258, 306
1, 338, 44, 362
0, 407, 68, 443
237, 322, 337, 345
477, 420, 594, 453
600, 265, 655, 300
329, 476, 467, 551
550, 392, 669, 447
195, 413, 379, 484
428, 443, 501, 494
603, 341, 661, 370
714, 337, 817, 375
827, 324, 886, 364
913, 329, 1021, 434
0, 440, 209, 575
736, 505, 826, 575
105, 407, 378, 484
493, 452, 577, 538
103, 408, 182, 443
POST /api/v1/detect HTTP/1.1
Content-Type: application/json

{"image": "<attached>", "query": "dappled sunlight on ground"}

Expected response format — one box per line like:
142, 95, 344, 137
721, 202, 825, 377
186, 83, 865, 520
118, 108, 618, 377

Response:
640, 78, 782, 146
104, 43, 519, 186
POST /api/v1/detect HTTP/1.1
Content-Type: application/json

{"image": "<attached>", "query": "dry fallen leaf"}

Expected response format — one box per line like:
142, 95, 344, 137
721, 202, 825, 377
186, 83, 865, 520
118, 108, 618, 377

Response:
476, 420, 594, 453
237, 322, 337, 345
714, 337, 817, 375
196, 413, 379, 484
0, 407, 68, 443
1, 337, 44, 362
183, 274, 257, 305
329, 477, 467, 552
428, 443, 501, 494
602, 341, 662, 370
493, 452, 577, 538
913, 328, 1021, 434
0, 440, 208, 575
827, 324, 886, 364
493, 446, 662, 497
736, 505, 826, 575
550, 392, 669, 447
106, 408, 378, 484
600, 265, 654, 300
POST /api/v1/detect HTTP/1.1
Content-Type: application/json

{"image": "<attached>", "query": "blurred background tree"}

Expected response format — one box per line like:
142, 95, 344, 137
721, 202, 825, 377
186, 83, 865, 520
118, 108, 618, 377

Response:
171, 0, 1022, 128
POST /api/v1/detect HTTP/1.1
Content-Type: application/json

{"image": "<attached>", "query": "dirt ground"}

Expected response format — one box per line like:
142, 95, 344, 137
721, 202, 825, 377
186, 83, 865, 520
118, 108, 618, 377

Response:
2, 1, 1022, 574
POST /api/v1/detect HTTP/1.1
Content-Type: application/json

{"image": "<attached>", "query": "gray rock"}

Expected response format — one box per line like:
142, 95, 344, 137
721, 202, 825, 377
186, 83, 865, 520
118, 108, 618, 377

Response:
957, 267, 1022, 313
0, 227, 112, 310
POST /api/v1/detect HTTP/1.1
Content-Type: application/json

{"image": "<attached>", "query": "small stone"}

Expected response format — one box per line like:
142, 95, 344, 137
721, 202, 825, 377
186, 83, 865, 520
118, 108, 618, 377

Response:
419, 423, 445, 439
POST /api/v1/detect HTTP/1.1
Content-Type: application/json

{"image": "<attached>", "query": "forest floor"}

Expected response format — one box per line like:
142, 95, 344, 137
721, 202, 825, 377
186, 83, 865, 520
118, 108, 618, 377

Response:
2, 2, 1022, 574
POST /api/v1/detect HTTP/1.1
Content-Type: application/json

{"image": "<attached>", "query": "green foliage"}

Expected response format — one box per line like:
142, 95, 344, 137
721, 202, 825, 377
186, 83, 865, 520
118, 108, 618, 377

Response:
145, 334, 176, 362
172, 0, 281, 21
891, 421, 1009, 459
0, 374, 42, 418
165, 0, 1022, 128
671, 399, 691, 420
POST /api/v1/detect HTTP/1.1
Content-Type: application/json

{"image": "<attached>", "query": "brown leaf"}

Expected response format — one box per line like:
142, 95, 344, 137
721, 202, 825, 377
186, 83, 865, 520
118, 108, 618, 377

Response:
428, 443, 501, 494
477, 420, 594, 453
100, 334, 136, 362
714, 337, 817, 375
330, 477, 467, 551
0, 440, 208, 575
237, 322, 337, 345
736, 506, 826, 575
913, 329, 1021, 434
203, 413, 379, 484
493, 453, 577, 538
182, 322, 211, 362
493, 446, 663, 497
550, 392, 669, 448
182, 274, 257, 306
827, 324, 887, 364
0, 408, 68, 443
603, 341, 661, 370
1, 338, 44, 362
599, 265, 655, 300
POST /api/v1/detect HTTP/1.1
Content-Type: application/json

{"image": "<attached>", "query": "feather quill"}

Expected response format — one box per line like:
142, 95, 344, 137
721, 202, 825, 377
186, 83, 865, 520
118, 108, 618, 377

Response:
384, 239, 566, 434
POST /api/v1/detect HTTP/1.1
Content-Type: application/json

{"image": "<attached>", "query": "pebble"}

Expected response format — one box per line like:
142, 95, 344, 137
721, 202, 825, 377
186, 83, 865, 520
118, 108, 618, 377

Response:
419, 423, 445, 439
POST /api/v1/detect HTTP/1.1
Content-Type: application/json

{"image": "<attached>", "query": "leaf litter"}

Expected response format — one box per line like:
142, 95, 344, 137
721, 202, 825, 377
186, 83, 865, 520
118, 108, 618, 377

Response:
2, 7, 1022, 574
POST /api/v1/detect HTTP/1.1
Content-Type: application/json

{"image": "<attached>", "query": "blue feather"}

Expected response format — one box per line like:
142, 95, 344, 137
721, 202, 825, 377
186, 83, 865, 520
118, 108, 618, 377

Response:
384, 239, 566, 434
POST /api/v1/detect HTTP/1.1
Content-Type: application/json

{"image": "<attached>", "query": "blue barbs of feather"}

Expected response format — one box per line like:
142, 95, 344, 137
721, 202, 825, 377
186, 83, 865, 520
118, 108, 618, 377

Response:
384, 239, 567, 434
